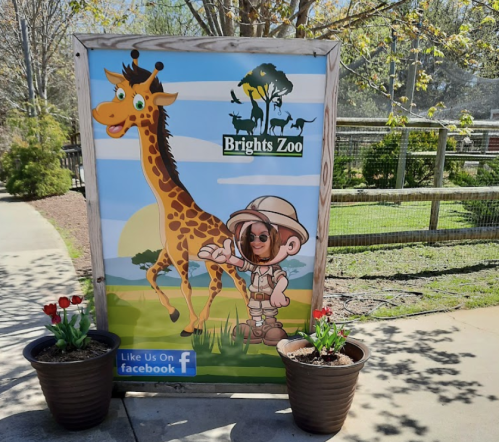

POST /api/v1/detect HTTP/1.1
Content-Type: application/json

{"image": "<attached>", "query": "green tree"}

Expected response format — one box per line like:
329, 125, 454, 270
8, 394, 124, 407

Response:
281, 258, 307, 278
238, 64, 293, 135
131, 249, 172, 276
0, 110, 71, 198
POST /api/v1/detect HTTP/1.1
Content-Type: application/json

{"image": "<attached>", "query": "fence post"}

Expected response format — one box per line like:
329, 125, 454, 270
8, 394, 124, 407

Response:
429, 128, 448, 230
396, 129, 409, 189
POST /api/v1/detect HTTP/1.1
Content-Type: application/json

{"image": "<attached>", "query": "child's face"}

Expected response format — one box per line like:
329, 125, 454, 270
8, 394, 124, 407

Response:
249, 222, 271, 259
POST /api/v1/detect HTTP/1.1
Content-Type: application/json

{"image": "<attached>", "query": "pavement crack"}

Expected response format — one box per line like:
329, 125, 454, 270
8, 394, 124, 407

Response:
122, 397, 139, 442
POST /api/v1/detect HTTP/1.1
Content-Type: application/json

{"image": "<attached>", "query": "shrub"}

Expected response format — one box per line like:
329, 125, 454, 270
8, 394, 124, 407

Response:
333, 155, 365, 189
362, 131, 459, 189
0, 111, 71, 199
460, 158, 499, 226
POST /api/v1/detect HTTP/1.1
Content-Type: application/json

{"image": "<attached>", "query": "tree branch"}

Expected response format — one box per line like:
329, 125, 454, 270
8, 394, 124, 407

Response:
184, 0, 214, 35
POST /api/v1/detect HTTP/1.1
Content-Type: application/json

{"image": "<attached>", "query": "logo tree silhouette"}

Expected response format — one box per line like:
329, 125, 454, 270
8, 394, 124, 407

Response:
238, 63, 293, 135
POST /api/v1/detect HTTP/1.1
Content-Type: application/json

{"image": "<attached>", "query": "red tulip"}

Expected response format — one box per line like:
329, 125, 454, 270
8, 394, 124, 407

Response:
71, 295, 83, 305
312, 309, 324, 319
43, 303, 57, 316
51, 314, 62, 325
322, 307, 333, 316
58, 297, 71, 309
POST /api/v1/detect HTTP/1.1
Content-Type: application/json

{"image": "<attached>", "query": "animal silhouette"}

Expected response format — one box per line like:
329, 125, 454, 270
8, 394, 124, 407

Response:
92, 50, 248, 337
270, 112, 293, 135
273, 97, 282, 114
229, 112, 256, 135
290, 117, 317, 136
230, 89, 242, 104
248, 90, 263, 133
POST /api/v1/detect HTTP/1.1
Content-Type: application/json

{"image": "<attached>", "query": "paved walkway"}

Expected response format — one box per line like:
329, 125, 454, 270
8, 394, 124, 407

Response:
1, 183, 499, 441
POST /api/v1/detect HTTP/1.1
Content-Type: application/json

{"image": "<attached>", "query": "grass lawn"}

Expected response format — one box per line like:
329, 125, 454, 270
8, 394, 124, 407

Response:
327, 201, 499, 319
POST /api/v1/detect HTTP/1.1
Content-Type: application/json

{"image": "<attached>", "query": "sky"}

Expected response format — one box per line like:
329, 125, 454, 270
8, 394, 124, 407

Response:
88, 49, 328, 260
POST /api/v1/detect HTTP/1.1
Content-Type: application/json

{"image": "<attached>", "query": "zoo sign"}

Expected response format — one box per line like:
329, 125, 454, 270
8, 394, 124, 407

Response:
74, 35, 340, 393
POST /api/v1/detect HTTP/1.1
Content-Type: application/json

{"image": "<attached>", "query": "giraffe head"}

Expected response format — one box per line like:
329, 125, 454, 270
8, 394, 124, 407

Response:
92, 50, 178, 138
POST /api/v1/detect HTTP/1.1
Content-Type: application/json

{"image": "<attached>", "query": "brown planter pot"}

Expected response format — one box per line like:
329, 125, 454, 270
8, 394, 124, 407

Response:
23, 330, 120, 431
277, 337, 370, 435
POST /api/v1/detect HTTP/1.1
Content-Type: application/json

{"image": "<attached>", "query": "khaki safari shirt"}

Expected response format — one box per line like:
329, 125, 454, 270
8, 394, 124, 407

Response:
239, 260, 287, 295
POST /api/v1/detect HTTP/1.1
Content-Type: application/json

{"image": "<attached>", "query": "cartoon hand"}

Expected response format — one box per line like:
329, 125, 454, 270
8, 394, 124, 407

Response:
270, 290, 290, 308
198, 238, 233, 264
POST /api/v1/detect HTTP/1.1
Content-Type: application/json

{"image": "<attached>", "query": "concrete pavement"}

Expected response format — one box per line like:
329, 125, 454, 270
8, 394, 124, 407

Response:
1, 183, 499, 442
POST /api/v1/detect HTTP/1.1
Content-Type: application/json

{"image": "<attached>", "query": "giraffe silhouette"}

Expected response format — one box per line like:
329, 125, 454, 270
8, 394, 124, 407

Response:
92, 50, 249, 337
249, 89, 264, 134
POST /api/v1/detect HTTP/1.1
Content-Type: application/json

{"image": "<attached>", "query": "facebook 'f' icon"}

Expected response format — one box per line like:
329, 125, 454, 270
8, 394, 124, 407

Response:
179, 352, 191, 374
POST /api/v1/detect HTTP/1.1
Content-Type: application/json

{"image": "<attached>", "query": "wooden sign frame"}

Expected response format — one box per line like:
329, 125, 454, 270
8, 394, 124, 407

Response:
74, 34, 339, 393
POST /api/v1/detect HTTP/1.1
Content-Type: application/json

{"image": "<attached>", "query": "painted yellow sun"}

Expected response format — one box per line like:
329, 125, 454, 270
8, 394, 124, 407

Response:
241, 70, 268, 100
118, 204, 162, 257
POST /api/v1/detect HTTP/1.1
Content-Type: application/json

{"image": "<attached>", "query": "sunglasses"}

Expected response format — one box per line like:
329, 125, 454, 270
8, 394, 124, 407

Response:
249, 233, 269, 243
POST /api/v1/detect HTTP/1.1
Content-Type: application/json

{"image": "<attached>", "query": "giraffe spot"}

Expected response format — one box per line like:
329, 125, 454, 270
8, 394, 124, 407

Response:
169, 221, 181, 231
180, 214, 185, 220
149, 145, 156, 154
181, 271, 186, 276
153, 110, 159, 119
208, 228, 220, 236
129, 115, 136, 121
178, 192, 193, 207
152, 166, 160, 177
148, 106, 153, 111
140, 113, 145, 118
177, 242, 183, 251
146, 114, 151, 118
159, 180, 174, 192
148, 156, 153, 164
186, 221, 197, 227
213, 278, 218, 283
182, 262, 189, 271
193, 229, 206, 238
149, 135, 155, 143
145, 130, 150, 136
180, 228, 190, 234
178, 235, 184, 240
217, 282, 223, 290
162, 259, 169, 265
168, 192, 177, 198
146, 95, 150, 100
190, 235, 194, 239
210, 265, 218, 271
171, 200, 183, 213
199, 213, 211, 221
167, 214, 173, 220
198, 223, 208, 232
152, 269, 157, 274
186, 209, 197, 219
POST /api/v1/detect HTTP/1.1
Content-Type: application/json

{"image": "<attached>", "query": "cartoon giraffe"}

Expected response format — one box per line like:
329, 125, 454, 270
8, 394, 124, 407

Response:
92, 50, 249, 336
249, 89, 264, 134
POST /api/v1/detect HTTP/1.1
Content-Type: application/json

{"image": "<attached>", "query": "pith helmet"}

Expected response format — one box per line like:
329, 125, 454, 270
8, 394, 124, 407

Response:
227, 196, 309, 244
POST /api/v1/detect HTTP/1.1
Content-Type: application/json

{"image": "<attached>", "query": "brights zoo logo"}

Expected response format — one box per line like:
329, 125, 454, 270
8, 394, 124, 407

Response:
222, 63, 316, 158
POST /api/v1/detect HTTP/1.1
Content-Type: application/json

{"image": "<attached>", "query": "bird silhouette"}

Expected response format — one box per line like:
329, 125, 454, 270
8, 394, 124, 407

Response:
230, 89, 242, 104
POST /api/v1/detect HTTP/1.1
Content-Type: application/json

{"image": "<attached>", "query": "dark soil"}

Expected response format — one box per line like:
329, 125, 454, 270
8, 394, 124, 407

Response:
35, 340, 110, 362
28, 190, 91, 277
287, 346, 354, 366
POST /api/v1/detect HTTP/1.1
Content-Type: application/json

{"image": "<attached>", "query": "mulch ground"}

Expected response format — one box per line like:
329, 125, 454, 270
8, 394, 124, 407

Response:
28, 190, 92, 277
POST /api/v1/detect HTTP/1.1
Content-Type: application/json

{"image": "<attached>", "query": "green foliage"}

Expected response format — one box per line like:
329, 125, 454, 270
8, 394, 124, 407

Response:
191, 327, 216, 356
362, 130, 459, 189
0, 112, 71, 199
460, 159, 499, 226
217, 311, 251, 357
298, 307, 350, 356
131, 249, 171, 275
44, 296, 91, 352
333, 155, 365, 189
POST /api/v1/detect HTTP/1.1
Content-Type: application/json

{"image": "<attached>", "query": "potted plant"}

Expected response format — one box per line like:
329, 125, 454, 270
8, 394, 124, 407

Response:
23, 295, 120, 431
277, 307, 370, 434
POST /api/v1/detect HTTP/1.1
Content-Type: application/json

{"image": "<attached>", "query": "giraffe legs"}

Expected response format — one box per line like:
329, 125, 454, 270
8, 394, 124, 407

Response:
146, 249, 180, 323
168, 245, 200, 337
196, 262, 224, 332
223, 264, 250, 319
